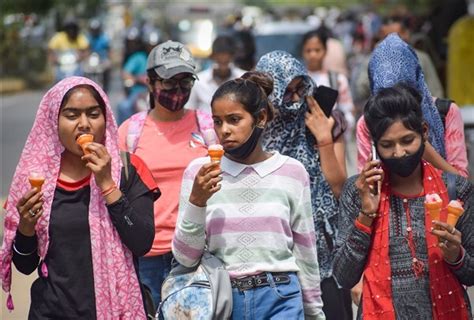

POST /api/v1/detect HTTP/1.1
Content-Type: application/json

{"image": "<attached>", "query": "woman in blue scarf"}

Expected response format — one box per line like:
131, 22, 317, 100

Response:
356, 33, 468, 177
256, 50, 350, 319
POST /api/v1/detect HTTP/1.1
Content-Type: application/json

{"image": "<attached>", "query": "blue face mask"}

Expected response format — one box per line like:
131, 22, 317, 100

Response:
224, 126, 264, 160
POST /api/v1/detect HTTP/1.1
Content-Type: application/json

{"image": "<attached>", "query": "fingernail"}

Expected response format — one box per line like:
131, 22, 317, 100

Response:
430, 227, 434, 232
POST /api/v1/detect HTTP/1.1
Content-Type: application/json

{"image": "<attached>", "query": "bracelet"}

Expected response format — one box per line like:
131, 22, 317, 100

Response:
314, 141, 334, 148
445, 246, 465, 266
12, 241, 37, 256
360, 209, 378, 219
101, 183, 117, 197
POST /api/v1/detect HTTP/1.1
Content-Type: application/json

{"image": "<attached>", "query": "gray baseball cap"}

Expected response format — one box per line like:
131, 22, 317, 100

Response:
147, 40, 196, 79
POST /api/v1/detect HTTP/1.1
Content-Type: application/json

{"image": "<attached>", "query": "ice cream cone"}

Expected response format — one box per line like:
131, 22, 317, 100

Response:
29, 172, 45, 191
208, 144, 224, 170
76, 134, 94, 155
446, 200, 464, 227
425, 193, 443, 241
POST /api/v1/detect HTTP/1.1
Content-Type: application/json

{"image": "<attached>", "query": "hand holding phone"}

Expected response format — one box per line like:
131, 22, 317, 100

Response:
313, 85, 339, 118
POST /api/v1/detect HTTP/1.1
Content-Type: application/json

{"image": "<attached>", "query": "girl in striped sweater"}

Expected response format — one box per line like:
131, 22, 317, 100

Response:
172, 71, 325, 319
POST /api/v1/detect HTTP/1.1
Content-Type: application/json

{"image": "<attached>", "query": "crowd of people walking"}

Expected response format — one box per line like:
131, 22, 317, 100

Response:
1, 10, 473, 320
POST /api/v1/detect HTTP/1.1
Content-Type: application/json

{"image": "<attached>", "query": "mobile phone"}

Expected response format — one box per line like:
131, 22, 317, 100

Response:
371, 143, 379, 195
313, 85, 339, 118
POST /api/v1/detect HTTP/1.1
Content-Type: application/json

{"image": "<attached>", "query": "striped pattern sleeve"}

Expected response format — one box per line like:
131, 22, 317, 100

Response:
291, 166, 325, 319
172, 158, 207, 267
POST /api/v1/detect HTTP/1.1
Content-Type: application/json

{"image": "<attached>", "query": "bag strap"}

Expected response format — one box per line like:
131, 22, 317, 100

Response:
196, 110, 218, 146
434, 98, 452, 130
126, 111, 148, 153
328, 70, 339, 91
120, 151, 130, 182
446, 172, 457, 201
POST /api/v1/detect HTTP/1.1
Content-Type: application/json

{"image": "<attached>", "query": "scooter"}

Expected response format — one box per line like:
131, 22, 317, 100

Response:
83, 52, 111, 91
55, 50, 82, 82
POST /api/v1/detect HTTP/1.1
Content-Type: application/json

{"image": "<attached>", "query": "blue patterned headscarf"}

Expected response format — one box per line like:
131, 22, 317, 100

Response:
256, 50, 338, 280
369, 33, 446, 158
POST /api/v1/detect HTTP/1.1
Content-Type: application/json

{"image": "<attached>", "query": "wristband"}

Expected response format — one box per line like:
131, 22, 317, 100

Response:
360, 209, 378, 219
101, 183, 117, 197
314, 141, 334, 148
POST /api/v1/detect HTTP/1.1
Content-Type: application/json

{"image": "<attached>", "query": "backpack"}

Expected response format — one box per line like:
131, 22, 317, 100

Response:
119, 151, 156, 320
157, 251, 233, 320
434, 98, 452, 130
125, 110, 217, 153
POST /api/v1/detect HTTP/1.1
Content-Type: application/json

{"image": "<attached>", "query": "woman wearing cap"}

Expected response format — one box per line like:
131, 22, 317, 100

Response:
118, 40, 217, 307
1, 77, 159, 319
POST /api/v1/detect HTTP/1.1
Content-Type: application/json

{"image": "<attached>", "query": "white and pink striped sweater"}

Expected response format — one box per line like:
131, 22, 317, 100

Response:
172, 152, 325, 318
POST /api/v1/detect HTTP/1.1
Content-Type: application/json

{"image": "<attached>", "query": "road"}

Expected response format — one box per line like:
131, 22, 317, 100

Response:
1, 84, 473, 319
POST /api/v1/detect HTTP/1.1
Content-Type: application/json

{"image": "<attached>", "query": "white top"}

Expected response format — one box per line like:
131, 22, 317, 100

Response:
185, 64, 246, 113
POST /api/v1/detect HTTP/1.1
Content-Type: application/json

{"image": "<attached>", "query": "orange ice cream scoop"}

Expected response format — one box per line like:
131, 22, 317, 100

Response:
447, 200, 464, 227
29, 172, 45, 191
208, 144, 224, 170
76, 134, 94, 154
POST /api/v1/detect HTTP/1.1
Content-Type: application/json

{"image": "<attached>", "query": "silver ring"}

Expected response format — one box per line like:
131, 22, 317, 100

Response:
28, 209, 36, 217
450, 227, 456, 235
443, 239, 449, 246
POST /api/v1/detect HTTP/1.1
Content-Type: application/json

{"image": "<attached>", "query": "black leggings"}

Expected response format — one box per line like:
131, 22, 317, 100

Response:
321, 277, 353, 320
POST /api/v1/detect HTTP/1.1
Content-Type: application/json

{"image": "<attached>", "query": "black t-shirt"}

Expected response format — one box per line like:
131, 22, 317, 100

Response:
12, 154, 159, 319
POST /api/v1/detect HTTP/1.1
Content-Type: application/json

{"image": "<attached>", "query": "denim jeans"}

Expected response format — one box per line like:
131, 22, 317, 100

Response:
138, 253, 173, 308
231, 273, 304, 320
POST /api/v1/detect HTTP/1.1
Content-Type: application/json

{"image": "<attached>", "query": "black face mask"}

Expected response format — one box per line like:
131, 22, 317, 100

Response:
379, 141, 425, 177
224, 126, 264, 160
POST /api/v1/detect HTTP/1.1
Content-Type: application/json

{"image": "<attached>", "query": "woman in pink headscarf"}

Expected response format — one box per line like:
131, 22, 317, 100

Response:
0, 77, 159, 319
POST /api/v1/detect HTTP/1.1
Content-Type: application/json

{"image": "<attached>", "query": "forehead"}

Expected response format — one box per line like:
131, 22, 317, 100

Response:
62, 88, 100, 110
379, 120, 417, 140
304, 37, 324, 48
287, 77, 304, 89
212, 97, 247, 116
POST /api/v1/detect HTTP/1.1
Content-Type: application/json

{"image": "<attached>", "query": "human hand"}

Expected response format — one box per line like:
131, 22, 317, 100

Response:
81, 142, 114, 191
431, 221, 462, 263
304, 96, 335, 145
16, 188, 44, 236
351, 279, 363, 306
355, 154, 383, 216
189, 163, 222, 207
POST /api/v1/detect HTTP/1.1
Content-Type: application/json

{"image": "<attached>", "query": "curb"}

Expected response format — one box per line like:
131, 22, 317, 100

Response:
0, 78, 27, 94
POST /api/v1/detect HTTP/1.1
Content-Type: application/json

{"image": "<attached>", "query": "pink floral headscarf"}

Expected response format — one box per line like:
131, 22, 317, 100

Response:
1, 77, 146, 319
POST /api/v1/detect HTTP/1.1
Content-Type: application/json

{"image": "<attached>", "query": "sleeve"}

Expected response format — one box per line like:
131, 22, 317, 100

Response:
356, 117, 372, 173
336, 74, 355, 130
77, 34, 89, 50
12, 231, 40, 275
332, 175, 373, 289
117, 120, 130, 151
291, 169, 325, 319
48, 33, 61, 50
106, 153, 159, 256
444, 103, 469, 177
172, 161, 207, 268
448, 175, 474, 285
123, 54, 139, 74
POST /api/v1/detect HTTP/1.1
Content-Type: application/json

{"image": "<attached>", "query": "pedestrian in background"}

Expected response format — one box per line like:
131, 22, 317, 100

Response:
186, 35, 245, 113
1, 76, 159, 319
256, 51, 351, 320
173, 71, 325, 319
118, 40, 216, 307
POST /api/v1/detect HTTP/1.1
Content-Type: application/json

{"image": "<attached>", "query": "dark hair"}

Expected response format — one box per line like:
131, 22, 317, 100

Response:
301, 27, 329, 52
211, 71, 275, 122
60, 84, 107, 117
212, 35, 236, 55
382, 15, 410, 31
364, 83, 423, 142
147, 69, 158, 109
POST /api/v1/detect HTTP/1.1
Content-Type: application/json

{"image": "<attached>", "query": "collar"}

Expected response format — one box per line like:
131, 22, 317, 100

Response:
220, 151, 287, 178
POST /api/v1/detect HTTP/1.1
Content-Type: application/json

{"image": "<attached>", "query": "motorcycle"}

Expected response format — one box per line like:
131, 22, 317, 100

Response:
83, 52, 111, 91
55, 50, 82, 82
